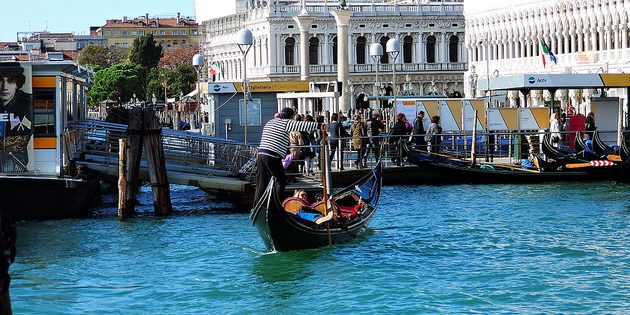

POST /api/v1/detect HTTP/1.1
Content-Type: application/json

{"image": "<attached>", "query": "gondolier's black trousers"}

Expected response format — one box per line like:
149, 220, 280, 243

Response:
254, 154, 286, 206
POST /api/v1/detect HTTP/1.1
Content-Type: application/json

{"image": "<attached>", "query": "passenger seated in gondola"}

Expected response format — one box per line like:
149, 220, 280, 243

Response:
282, 190, 334, 225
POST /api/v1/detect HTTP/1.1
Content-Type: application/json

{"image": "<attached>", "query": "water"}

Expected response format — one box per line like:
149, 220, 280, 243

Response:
10, 182, 630, 314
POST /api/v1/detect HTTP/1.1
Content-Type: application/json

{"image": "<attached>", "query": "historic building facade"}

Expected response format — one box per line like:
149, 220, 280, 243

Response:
97, 13, 199, 50
199, 0, 466, 111
464, 0, 630, 112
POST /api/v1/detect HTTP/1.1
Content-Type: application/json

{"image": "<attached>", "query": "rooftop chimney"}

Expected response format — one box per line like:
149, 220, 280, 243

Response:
177, 12, 180, 23
145, 13, 149, 24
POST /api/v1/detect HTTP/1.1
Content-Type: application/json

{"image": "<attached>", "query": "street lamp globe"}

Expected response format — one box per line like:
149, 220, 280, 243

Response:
192, 53, 204, 71
237, 28, 253, 54
386, 38, 400, 61
237, 28, 253, 143
370, 42, 383, 59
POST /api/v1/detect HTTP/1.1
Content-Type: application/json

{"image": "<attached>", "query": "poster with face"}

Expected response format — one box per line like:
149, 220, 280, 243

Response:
0, 62, 33, 172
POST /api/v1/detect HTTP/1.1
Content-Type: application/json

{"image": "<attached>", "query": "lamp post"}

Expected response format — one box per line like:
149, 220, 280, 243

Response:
386, 37, 400, 114
479, 33, 490, 108
369, 42, 383, 114
237, 28, 253, 144
192, 53, 204, 133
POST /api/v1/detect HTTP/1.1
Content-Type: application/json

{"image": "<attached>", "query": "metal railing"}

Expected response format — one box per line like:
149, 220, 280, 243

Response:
65, 119, 258, 180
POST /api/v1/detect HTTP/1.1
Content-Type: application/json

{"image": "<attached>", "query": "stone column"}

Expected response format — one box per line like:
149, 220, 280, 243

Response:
578, 32, 584, 52
622, 28, 628, 49
591, 28, 598, 50
442, 32, 448, 63
605, 27, 612, 50
293, 13, 315, 81
613, 27, 620, 49
331, 9, 354, 113
417, 33, 424, 63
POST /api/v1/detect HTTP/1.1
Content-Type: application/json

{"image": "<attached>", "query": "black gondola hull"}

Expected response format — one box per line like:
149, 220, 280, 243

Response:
406, 149, 602, 184
250, 164, 382, 252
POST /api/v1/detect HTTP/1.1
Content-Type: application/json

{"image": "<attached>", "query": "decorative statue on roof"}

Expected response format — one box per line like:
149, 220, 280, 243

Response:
339, 0, 348, 10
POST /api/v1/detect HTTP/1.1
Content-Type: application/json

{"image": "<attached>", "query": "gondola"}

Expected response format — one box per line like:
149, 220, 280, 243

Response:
541, 134, 587, 164
573, 131, 601, 160
250, 161, 382, 252
406, 147, 592, 184
592, 130, 618, 156
621, 133, 630, 163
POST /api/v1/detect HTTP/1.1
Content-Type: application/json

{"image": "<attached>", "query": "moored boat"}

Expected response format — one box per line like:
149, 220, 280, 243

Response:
406, 147, 593, 184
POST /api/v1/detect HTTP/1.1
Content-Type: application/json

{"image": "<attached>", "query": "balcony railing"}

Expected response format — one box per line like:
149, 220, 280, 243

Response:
271, 2, 463, 18
268, 62, 467, 76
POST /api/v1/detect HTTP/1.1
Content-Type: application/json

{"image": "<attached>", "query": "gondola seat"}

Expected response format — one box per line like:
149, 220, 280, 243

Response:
282, 197, 308, 214
337, 204, 361, 218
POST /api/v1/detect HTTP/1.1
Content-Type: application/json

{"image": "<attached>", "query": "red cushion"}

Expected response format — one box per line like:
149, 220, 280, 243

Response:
337, 204, 360, 218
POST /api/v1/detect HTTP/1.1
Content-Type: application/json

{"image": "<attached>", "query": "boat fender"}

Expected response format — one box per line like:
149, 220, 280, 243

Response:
480, 164, 494, 170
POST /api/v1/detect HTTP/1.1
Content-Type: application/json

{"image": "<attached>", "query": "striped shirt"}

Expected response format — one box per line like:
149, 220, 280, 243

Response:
258, 118, 319, 157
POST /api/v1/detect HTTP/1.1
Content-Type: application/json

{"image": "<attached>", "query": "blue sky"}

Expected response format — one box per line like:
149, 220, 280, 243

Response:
0, 0, 195, 41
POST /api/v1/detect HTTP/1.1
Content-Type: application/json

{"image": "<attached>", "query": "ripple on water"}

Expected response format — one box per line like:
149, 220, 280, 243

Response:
9, 183, 630, 314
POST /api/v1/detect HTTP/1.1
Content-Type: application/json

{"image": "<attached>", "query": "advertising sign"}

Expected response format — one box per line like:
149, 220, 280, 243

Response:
0, 62, 33, 172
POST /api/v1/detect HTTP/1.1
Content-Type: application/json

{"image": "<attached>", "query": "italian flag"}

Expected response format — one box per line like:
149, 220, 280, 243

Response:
540, 39, 557, 68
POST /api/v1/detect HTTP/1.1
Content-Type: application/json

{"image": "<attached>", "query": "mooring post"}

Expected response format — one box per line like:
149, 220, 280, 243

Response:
122, 107, 145, 217
117, 138, 128, 217
0, 214, 16, 315
142, 108, 172, 216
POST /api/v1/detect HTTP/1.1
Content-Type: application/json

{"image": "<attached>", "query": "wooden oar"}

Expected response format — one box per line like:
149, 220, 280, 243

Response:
607, 155, 622, 162
565, 163, 593, 169
566, 160, 617, 169
320, 125, 332, 245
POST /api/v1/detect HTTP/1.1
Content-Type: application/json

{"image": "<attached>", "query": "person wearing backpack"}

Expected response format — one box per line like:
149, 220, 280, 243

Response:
426, 115, 442, 154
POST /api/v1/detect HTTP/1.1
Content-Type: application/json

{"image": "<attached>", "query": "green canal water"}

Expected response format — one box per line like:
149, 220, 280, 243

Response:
10, 182, 630, 314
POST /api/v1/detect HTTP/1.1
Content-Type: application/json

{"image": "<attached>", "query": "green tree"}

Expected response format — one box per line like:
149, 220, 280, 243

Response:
147, 64, 196, 103
87, 62, 143, 108
129, 34, 163, 100
77, 45, 110, 68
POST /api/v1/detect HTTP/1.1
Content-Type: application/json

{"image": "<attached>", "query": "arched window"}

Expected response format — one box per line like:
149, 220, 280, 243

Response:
285, 37, 295, 65
309, 37, 319, 65
426, 35, 436, 63
356, 36, 367, 64
332, 36, 338, 65
380, 36, 389, 64
449, 35, 459, 62
403, 36, 413, 63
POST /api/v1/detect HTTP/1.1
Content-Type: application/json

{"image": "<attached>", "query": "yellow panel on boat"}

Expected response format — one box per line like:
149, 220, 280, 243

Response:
34, 137, 57, 149
33, 76, 56, 88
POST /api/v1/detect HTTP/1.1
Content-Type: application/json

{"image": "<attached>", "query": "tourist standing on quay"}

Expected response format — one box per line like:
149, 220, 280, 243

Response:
350, 114, 367, 169
584, 112, 596, 140
254, 107, 321, 204
412, 111, 426, 150
329, 113, 349, 170
426, 115, 443, 154
390, 113, 409, 166
364, 113, 385, 165
549, 111, 562, 147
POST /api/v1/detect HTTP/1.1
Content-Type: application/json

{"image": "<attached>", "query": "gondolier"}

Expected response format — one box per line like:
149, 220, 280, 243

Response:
254, 107, 321, 204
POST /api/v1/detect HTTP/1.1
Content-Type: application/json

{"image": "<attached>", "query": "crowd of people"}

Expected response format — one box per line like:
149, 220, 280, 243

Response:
254, 107, 445, 204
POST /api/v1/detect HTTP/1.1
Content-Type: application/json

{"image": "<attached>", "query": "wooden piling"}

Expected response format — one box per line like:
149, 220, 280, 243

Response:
118, 107, 172, 217
142, 108, 172, 216
117, 138, 128, 217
